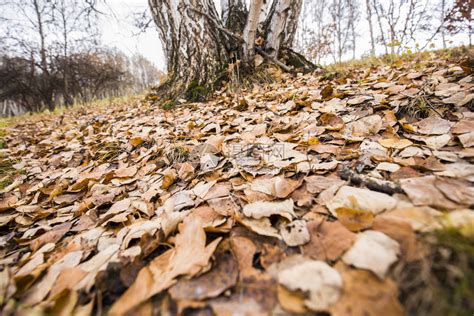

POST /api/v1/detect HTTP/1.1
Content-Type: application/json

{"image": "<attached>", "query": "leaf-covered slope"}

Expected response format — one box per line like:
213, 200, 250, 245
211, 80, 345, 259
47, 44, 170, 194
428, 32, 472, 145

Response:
1, 50, 473, 315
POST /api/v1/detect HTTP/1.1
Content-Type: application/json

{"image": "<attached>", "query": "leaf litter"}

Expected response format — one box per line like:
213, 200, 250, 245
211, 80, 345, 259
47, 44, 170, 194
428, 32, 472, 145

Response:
0, 50, 474, 315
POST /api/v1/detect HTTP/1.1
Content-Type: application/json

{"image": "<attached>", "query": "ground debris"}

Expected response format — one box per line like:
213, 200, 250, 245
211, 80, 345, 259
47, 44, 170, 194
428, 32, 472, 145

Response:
1, 50, 473, 315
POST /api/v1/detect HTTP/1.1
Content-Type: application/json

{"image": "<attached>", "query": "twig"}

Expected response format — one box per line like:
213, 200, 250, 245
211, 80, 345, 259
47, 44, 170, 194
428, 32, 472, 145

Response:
256, 47, 293, 72
338, 168, 403, 195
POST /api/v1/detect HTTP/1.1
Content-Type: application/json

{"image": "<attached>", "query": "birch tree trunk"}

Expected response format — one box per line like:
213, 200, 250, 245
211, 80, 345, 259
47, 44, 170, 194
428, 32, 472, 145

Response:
149, 0, 229, 100
243, 0, 264, 64
263, 0, 302, 58
148, 0, 312, 101
221, 0, 247, 33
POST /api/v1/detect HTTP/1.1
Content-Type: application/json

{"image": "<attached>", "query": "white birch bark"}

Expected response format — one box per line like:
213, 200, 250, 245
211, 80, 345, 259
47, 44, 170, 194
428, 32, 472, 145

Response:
148, 0, 228, 97
243, 0, 264, 64
264, 0, 301, 58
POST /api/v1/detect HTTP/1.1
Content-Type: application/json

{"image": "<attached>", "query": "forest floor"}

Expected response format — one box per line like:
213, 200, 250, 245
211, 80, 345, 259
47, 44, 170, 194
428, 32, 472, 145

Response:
0, 48, 473, 316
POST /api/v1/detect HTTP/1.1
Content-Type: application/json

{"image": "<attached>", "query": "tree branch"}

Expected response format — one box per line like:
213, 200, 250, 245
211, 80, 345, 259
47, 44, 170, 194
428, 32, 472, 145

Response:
189, 7, 244, 43
256, 47, 292, 72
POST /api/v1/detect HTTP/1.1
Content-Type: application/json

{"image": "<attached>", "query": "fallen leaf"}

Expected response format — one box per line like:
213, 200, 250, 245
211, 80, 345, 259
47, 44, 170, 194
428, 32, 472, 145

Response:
327, 186, 398, 216
302, 219, 356, 261
372, 216, 420, 261
278, 259, 343, 311
280, 220, 310, 246
304, 175, 344, 194
414, 116, 453, 135
161, 169, 177, 190
458, 131, 474, 147
114, 166, 138, 178
330, 262, 404, 316
400, 176, 459, 209
109, 215, 221, 315
169, 245, 238, 301
24, 251, 83, 305
30, 222, 72, 252
342, 230, 400, 278
379, 138, 413, 149
335, 207, 375, 232
242, 199, 296, 221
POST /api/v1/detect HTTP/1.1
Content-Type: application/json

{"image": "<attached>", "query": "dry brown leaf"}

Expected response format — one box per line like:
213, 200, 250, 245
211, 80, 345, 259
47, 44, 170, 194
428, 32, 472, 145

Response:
400, 176, 459, 209
30, 222, 72, 252
114, 166, 138, 178
278, 259, 343, 311
302, 219, 356, 261
458, 131, 474, 147
414, 116, 454, 135
304, 175, 344, 194
242, 199, 295, 221
169, 246, 238, 301
277, 284, 308, 313
161, 169, 177, 190
378, 138, 413, 149
372, 216, 420, 262
24, 250, 83, 305
109, 215, 221, 315
330, 262, 404, 316
280, 220, 310, 246
335, 207, 375, 232
342, 230, 400, 278
327, 186, 398, 216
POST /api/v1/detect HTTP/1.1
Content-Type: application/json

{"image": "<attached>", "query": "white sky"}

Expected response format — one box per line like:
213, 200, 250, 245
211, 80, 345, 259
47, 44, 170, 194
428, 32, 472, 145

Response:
98, 0, 167, 71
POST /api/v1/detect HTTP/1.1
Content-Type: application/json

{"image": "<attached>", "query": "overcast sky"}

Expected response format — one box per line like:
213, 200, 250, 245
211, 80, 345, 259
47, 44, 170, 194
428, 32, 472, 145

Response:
98, 0, 166, 71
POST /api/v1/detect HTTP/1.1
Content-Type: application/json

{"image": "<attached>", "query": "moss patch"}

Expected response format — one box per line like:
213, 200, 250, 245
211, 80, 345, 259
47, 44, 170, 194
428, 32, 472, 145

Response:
185, 80, 210, 102
162, 100, 178, 110
394, 227, 474, 316
0, 177, 13, 190
432, 228, 474, 316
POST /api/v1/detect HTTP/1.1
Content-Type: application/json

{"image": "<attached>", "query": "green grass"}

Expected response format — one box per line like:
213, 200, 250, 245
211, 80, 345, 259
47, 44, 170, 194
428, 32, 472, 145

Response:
0, 117, 13, 149
433, 228, 474, 316
0, 94, 145, 126
325, 46, 471, 73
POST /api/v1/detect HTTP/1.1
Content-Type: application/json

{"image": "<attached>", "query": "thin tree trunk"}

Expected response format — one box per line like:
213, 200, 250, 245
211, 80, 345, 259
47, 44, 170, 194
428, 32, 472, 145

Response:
221, 0, 247, 34
264, 0, 292, 58
366, 0, 376, 55
282, 0, 303, 48
441, 0, 446, 48
33, 0, 54, 110
372, 0, 388, 55
61, 4, 72, 107
351, 20, 356, 59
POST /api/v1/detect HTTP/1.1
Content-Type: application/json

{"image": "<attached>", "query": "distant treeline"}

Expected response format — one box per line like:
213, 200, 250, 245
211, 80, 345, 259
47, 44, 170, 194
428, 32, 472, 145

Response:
0, 0, 163, 116
0, 50, 163, 115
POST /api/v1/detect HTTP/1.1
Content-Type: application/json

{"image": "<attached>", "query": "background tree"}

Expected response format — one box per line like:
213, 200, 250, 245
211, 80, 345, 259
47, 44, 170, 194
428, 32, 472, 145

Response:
444, 0, 474, 45
365, 0, 376, 55
296, 0, 331, 64
0, 0, 163, 115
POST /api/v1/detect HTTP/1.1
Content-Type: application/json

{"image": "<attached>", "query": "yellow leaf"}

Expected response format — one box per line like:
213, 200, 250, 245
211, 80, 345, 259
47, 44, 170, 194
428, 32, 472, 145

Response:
378, 138, 413, 149
335, 207, 374, 232
130, 136, 144, 147
308, 137, 319, 145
